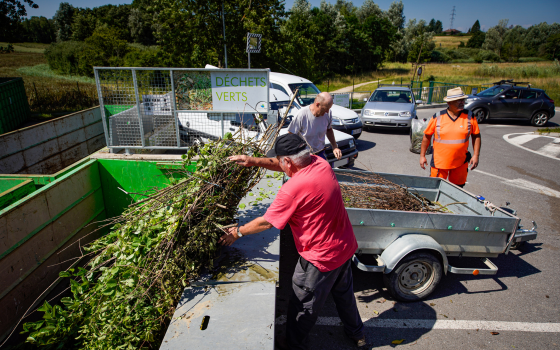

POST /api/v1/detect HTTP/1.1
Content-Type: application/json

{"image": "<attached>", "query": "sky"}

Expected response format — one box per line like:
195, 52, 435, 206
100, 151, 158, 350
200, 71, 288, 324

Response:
26, 0, 560, 32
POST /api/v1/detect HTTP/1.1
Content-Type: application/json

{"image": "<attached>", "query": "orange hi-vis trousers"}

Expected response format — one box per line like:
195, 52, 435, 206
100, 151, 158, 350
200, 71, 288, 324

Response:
430, 162, 469, 186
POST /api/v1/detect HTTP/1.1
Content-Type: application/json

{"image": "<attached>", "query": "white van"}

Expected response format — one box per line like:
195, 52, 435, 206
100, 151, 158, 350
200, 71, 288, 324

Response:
269, 72, 364, 139
177, 89, 359, 168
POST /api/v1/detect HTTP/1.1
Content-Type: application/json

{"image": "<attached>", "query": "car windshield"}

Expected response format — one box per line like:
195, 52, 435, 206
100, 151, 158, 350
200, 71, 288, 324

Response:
477, 86, 509, 97
288, 83, 321, 106
369, 90, 412, 103
230, 113, 261, 132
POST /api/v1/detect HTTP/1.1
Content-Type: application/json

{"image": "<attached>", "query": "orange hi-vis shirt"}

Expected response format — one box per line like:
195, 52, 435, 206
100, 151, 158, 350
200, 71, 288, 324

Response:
424, 109, 480, 169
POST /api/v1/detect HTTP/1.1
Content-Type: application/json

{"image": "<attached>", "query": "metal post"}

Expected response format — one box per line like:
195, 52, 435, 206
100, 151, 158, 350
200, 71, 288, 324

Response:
222, 2, 228, 68
221, 112, 224, 138
94, 68, 111, 147
350, 92, 353, 109
131, 69, 146, 148
170, 70, 180, 147
427, 81, 434, 105
248, 52, 251, 69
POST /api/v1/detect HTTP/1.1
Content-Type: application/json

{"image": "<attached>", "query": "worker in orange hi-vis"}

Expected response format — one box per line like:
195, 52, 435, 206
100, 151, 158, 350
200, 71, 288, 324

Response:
419, 87, 481, 188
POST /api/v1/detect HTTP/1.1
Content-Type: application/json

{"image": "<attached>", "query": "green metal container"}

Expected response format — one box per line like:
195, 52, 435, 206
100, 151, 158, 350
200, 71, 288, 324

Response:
0, 77, 30, 135
0, 157, 195, 341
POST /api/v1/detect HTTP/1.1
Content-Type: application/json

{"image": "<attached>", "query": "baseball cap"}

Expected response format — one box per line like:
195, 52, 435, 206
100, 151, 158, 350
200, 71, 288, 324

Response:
266, 133, 308, 158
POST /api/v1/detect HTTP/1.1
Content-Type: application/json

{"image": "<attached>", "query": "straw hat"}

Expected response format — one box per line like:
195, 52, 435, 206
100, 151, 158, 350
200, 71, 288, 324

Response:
443, 87, 468, 102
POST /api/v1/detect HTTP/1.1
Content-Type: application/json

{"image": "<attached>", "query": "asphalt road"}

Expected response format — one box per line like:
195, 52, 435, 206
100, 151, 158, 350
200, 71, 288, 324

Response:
275, 109, 560, 349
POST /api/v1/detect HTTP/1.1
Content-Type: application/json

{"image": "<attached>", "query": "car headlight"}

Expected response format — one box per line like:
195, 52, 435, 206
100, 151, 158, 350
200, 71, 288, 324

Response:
399, 111, 411, 117
331, 118, 343, 125
363, 109, 373, 116
349, 139, 355, 148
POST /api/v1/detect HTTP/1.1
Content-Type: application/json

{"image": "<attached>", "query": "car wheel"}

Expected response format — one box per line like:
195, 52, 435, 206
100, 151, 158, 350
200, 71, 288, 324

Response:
530, 111, 549, 127
353, 133, 361, 140
473, 108, 487, 124
383, 252, 442, 302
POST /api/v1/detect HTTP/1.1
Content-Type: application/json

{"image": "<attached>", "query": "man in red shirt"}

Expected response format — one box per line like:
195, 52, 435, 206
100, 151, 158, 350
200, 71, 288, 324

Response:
420, 87, 481, 187
221, 134, 365, 349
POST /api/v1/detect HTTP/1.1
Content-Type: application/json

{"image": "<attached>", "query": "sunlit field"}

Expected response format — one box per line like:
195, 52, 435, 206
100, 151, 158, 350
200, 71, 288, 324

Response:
433, 35, 472, 49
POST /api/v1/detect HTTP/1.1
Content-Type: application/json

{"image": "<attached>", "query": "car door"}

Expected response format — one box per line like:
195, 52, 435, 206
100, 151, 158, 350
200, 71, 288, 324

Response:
517, 89, 543, 119
491, 88, 521, 118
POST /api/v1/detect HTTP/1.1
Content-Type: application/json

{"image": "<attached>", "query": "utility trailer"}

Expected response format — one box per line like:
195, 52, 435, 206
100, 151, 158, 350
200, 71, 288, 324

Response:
334, 169, 538, 301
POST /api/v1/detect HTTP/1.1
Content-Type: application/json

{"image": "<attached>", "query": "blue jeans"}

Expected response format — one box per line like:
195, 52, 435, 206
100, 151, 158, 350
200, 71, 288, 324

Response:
315, 150, 326, 160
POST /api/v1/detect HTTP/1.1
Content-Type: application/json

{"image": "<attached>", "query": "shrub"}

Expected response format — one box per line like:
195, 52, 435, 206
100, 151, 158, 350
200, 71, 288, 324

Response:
45, 41, 94, 76
124, 45, 164, 67
431, 50, 450, 63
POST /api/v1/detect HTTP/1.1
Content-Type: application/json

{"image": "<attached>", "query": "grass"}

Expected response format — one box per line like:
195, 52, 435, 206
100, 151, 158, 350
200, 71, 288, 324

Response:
0, 51, 98, 117
433, 35, 472, 49
0, 42, 49, 53
537, 127, 560, 134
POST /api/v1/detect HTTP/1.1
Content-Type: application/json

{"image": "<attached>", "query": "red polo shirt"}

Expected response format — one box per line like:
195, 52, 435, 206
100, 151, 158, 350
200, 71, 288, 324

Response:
263, 155, 357, 272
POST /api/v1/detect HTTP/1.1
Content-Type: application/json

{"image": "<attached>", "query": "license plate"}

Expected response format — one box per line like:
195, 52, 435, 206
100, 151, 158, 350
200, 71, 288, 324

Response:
352, 128, 362, 135
332, 158, 349, 168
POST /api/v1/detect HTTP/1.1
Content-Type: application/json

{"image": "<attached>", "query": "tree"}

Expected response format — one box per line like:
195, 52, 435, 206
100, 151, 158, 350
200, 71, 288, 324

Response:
482, 19, 508, 57
71, 9, 96, 41
53, 2, 75, 41
128, 7, 155, 45
434, 20, 443, 34
405, 19, 435, 63
21, 16, 55, 43
544, 33, 560, 59
385, 0, 405, 30
356, 0, 382, 23
0, 0, 39, 41
467, 30, 485, 48
427, 18, 436, 32
471, 19, 481, 33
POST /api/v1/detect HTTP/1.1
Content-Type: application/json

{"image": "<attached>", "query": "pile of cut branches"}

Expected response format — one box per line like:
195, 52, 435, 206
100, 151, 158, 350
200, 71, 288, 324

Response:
15, 132, 271, 349
340, 172, 447, 213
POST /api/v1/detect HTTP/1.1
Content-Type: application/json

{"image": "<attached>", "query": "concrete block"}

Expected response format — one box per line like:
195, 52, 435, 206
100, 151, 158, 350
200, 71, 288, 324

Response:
53, 113, 84, 137
0, 152, 26, 174
25, 155, 62, 175
19, 122, 57, 150
2, 193, 50, 253
0, 132, 22, 159
60, 143, 89, 169
86, 134, 107, 154
57, 129, 86, 151
22, 139, 60, 168
84, 121, 104, 139
82, 107, 101, 126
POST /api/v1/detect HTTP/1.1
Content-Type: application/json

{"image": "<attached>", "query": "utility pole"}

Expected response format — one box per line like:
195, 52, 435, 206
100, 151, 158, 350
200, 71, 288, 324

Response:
222, 2, 228, 68
449, 6, 456, 31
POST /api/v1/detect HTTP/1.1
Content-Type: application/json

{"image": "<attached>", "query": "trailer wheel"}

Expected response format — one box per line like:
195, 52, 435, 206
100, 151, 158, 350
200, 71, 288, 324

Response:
383, 252, 442, 302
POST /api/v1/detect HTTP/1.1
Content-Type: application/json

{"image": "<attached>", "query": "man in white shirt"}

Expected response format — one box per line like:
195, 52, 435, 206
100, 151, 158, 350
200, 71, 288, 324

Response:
288, 92, 342, 160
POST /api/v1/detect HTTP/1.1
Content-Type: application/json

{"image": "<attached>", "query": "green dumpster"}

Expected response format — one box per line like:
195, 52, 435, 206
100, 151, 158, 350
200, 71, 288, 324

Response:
0, 77, 30, 135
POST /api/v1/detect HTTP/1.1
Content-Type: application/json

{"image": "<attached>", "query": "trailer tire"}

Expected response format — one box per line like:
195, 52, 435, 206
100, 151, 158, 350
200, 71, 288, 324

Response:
383, 252, 442, 302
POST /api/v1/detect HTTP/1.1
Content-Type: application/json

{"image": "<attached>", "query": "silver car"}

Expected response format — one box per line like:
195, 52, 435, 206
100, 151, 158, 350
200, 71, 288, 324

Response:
361, 87, 420, 129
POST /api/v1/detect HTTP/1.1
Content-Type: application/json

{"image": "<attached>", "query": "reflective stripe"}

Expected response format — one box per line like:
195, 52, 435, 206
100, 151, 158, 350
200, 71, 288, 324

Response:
434, 110, 472, 144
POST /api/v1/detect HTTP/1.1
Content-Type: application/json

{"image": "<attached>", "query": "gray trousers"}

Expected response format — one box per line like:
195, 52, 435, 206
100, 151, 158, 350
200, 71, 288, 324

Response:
286, 256, 364, 349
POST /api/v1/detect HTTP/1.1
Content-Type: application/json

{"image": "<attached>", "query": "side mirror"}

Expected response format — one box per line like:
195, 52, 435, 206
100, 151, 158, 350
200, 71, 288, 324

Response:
363, 98, 367, 102
415, 100, 423, 104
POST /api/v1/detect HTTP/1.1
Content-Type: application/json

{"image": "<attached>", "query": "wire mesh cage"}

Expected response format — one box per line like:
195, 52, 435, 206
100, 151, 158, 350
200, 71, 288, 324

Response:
94, 67, 270, 150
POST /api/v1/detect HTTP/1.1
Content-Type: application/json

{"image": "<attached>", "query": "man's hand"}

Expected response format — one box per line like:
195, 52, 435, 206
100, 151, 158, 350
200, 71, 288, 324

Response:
420, 156, 428, 170
333, 148, 342, 160
228, 155, 253, 167
469, 155, 479, 170
218, 226, 239, 246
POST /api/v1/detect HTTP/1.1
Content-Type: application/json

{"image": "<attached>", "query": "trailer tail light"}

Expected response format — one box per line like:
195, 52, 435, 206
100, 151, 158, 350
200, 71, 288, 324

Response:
473, 269, 480, 276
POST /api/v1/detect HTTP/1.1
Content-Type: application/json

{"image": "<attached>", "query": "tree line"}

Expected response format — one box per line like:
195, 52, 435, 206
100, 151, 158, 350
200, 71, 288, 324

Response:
1, 0, 560, 81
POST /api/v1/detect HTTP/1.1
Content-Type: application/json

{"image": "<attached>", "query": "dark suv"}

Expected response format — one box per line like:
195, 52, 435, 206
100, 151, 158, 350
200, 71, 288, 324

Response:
465, 81, 555, 126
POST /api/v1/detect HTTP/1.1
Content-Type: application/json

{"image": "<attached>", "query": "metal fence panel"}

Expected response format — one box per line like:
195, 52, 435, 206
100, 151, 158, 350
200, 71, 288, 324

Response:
94, 67, 270, 150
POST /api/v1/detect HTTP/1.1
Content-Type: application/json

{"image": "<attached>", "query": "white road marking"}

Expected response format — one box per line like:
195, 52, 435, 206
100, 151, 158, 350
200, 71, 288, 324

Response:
503, 132, 560, 161
537, 142, 560, 157
275, 316, 560, 332
473, 169, 560, 199
506, 133, 540, 145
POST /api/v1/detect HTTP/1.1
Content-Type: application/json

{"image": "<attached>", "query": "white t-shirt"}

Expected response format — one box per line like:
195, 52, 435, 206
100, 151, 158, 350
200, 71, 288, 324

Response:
287, 106, 332, 153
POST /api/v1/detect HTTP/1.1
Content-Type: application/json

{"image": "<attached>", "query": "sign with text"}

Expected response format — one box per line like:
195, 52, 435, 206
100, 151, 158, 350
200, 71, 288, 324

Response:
210, 71, 268, 112
333, 94, 350, 108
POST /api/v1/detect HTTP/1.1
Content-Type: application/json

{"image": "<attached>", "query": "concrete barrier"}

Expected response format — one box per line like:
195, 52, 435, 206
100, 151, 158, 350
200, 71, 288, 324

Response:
0, 107, 105, 175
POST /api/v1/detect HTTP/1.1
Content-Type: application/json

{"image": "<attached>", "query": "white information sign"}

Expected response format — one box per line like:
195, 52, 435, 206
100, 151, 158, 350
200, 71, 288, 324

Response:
142, 94, 172, 115
333, 94, 350, 108
210, 71, 268, 112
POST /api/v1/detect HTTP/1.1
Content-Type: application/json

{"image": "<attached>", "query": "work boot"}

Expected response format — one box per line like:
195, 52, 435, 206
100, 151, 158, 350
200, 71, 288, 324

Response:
350, 335, 368, 348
